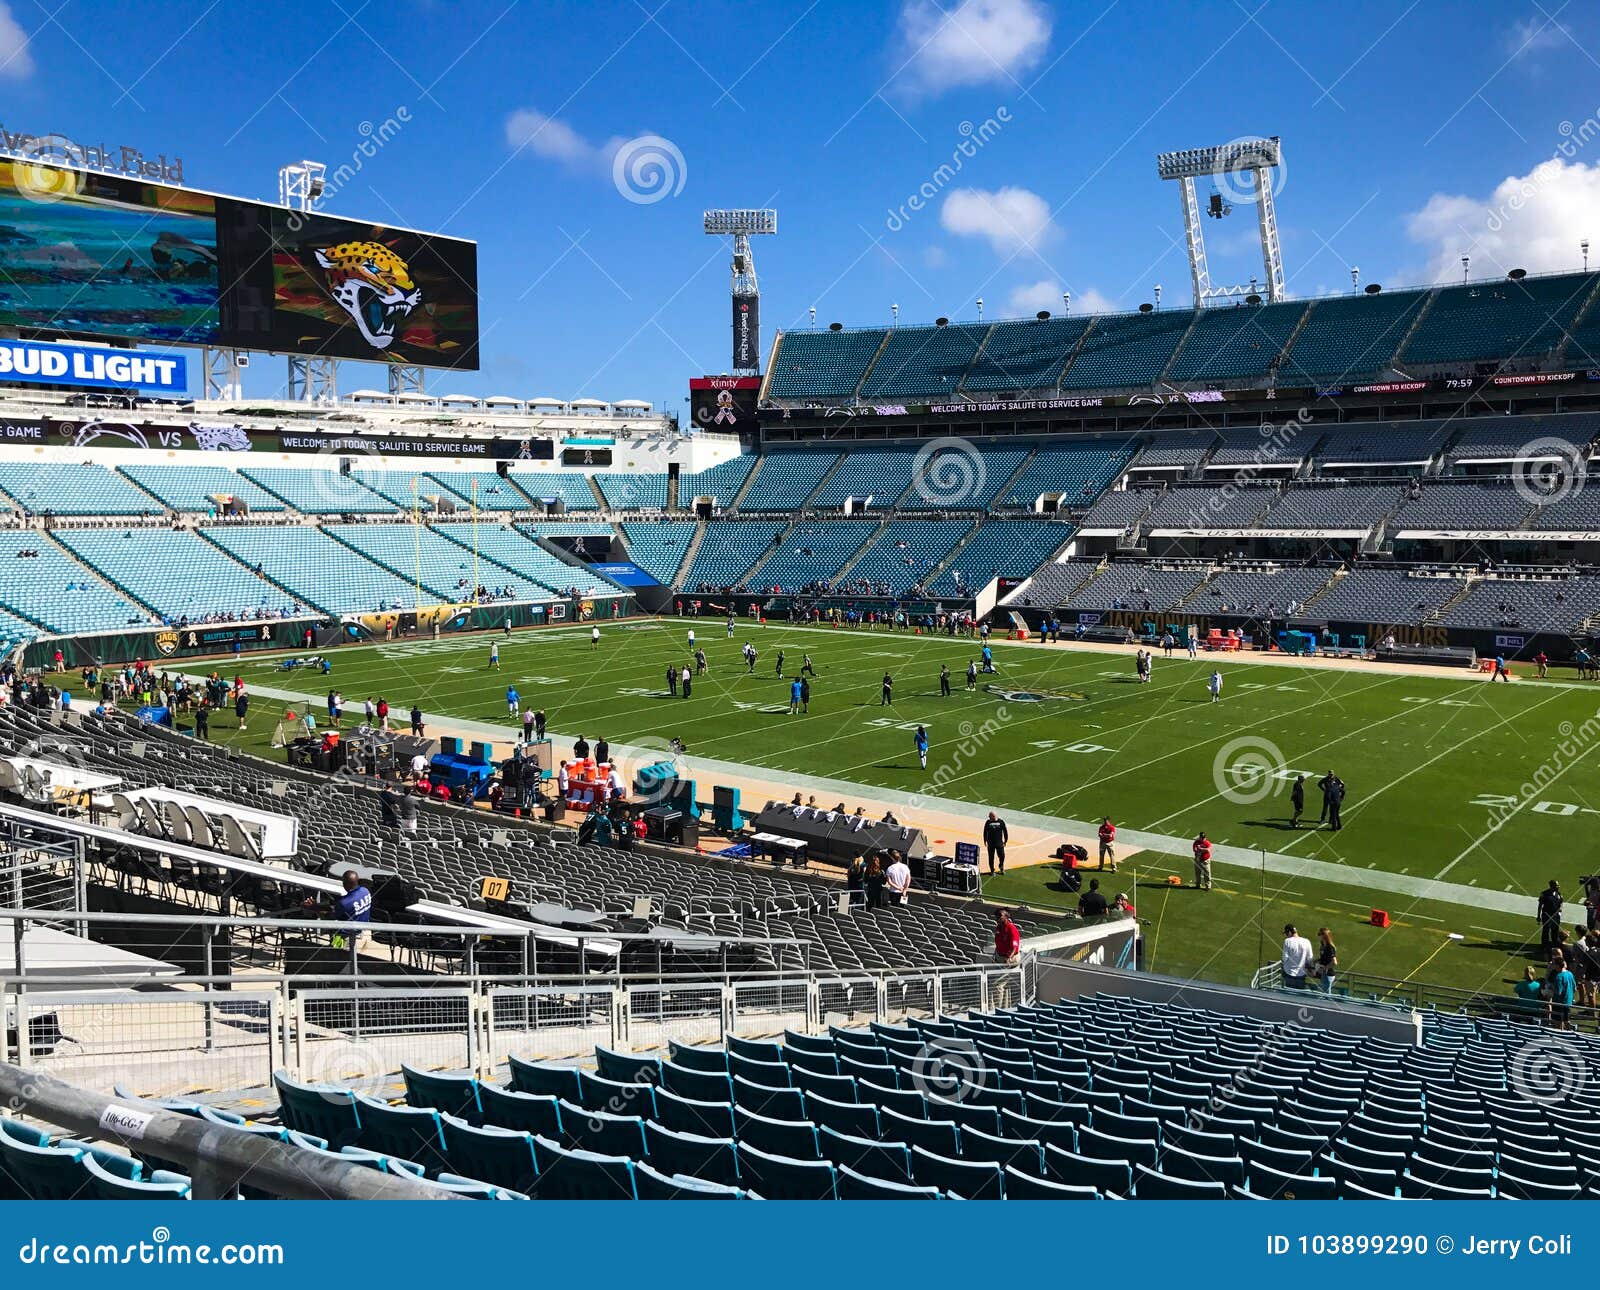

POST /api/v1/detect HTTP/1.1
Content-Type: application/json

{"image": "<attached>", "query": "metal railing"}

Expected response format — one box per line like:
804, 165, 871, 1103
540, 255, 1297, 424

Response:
1252, 960, 1600, 1032
4, 958, 1030, 1098
0, 1063, 453, 1199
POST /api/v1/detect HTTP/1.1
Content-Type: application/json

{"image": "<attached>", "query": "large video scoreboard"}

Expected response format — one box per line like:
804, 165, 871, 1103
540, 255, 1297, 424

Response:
0, 159, 479, 369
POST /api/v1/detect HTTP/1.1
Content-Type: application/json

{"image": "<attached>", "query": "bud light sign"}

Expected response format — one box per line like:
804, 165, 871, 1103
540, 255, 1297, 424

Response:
0, 339, 188, 393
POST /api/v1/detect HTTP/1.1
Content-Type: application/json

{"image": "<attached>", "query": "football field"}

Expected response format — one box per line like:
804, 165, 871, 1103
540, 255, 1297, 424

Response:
133, 617, 1600, 993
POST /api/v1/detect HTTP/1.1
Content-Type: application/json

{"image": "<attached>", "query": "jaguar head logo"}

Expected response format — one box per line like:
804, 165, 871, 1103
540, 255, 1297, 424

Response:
313, 241, 422, 351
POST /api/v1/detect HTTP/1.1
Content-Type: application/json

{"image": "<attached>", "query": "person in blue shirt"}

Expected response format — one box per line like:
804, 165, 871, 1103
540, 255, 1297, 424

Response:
914, 725, 929, 770
789, 677, 803, 715
980, 643, 994, 673
506, 686, 520, 717
1548, 952, 1576, 1029
1492, 654, 1510, 682
326, 870, 372, 953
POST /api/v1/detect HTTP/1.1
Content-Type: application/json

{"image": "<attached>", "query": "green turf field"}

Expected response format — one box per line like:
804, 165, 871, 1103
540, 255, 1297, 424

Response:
75, 616, 1600, 995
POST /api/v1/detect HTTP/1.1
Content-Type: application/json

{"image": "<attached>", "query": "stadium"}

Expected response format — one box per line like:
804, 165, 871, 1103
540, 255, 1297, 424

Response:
4, 14, 1600, 1217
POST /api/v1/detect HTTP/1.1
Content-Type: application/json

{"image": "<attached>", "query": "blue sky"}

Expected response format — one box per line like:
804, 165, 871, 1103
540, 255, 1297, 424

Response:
2, 0, 1597, 406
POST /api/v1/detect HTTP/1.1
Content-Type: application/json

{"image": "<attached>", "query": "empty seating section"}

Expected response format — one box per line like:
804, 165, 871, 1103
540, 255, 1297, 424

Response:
200, 526, 425, 616
1277, 290, 1427, 383
350, 471, 455, 510
1001, 440, 1135, 509
1437, 577, 1600, 631
1137, 433, 1217, 468
811, 451, 921, 509
860, 324, 989, 397
0, 532, 152, 632
901, 447, 1026, 511
929, 522, 1069, 596
324, 524, 534, 601
679, 456, 756, 505
0, 605, 37, 649
1208, 427, 1307, 468
680, 521, 786, 589
117, 465, 286, 513
1450, 414, 1600, 465
456, 525, 624, 598
1313, 423, 1450, 466
1062, 563, 1208, 611
1258, 485, 1401, 530
963, 317, 1092, 391
1390, 483, 1533, 531
748, 521, 877, 590
1165, 302, 1305, 382
1059, 311, 1192, 389
0, 462, 158, 516
239, 467, 397, 515
424, 471, 539, 512
1532, 489, 1600, 530
504, 472, 601, 510
595, 474, 669, 511
1080, 490, 1158, 529
622, 521, 699, 583
765, 328, 886, 398
843, 521, 970, 593
739, 453, 838, 511
22, 982, 1600, 1199
1303, 570, 1465, 623
1401, 274, 1596, 364
1191, 567, 1331, 615
1146, 486, 1275, 529
1014, 560, 1101, 606
53, 529, 301, 622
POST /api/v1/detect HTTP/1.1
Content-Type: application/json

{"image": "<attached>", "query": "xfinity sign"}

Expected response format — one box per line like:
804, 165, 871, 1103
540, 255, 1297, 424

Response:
0, 340, 187, 393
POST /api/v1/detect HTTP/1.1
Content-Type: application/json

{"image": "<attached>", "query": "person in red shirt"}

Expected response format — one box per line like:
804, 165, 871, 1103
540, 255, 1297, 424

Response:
1098, 817, 1117, 872
994, 909, 1022, 964
1192, 832, 1213, 890
1536, 652, 1549, 679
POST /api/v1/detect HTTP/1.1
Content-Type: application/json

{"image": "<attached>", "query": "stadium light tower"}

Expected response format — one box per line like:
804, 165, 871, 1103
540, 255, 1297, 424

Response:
1156, 137, 1287, 306
278, 160, 341, 404
704, 209, 776, 375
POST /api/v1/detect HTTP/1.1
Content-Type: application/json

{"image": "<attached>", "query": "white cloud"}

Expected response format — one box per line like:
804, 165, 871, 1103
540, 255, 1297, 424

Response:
1502, 15, 1569, 59
1007, 279, 1117, 315
504, 108, 627, 170
0, 3, 34, 80
940, 185, 1055, 255
894, 0, 1051, 93
1406, 157, 1600, 283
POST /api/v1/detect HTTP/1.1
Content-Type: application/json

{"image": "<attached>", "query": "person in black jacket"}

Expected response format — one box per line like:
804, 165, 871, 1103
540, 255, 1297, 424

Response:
983, 811, 1009, 875
1539, 880, 1564, 952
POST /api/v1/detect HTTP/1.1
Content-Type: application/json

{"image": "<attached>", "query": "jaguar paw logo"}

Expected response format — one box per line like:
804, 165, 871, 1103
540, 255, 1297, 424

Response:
154, 631, 180, 657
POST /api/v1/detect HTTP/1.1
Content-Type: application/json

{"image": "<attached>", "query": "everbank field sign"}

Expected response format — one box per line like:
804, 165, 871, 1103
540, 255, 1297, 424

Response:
0, 126, 184, 184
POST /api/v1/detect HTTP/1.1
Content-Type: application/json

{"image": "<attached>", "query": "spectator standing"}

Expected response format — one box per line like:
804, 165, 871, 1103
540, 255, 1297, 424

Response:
1538, 880, 1564, 952
1098, 817, 1116, 872
1281, 924, 1314, 989
1191, 832, 1213, 889
1078, 878, 1108, 917
1513, 965, 1546, 1021
994, 909, 1022, 964
410, 704, 424, 737
864, 856, 886, 910
1548, 952, 1577, 1029
885, 853, 911, 905
982, 812, 1009, 875
1312, 928, 1337, 993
